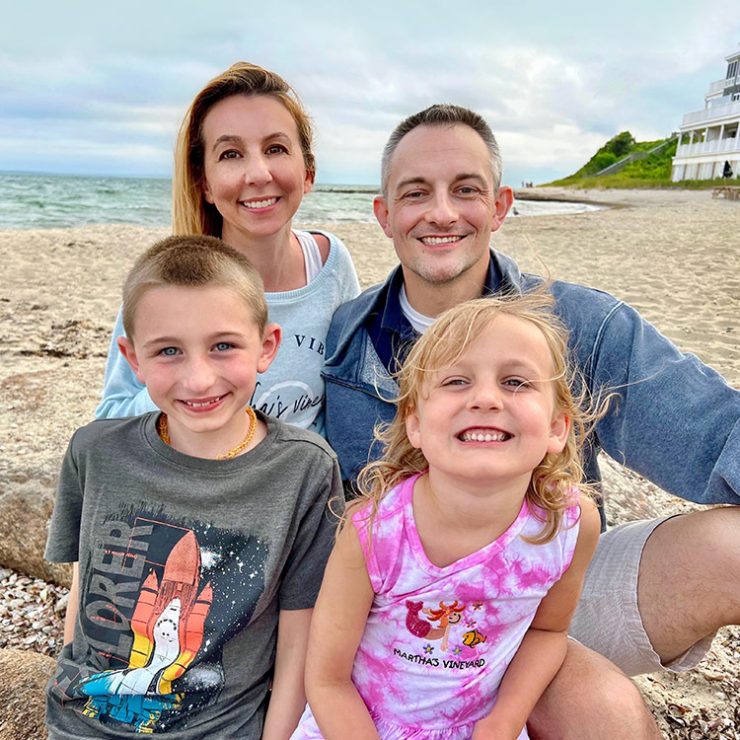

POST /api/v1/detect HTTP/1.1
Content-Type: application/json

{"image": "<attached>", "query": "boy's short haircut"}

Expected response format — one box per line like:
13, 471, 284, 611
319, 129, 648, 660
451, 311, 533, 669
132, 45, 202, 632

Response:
122, 235, 267, 340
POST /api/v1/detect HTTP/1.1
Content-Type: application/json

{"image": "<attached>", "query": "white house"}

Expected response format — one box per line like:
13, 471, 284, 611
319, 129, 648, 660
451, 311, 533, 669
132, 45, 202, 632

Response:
672, 45, 740, 181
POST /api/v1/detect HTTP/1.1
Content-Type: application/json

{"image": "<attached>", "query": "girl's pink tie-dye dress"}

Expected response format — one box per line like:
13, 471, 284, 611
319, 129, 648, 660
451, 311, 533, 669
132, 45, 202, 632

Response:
293, 474, 581, 740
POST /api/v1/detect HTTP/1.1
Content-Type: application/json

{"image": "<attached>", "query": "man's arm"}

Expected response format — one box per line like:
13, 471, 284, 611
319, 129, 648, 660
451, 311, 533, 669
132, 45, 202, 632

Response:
473, 498, 601, 738
581, 295, 739, 503
304, 523, 379, 739
262, 608, 314, 739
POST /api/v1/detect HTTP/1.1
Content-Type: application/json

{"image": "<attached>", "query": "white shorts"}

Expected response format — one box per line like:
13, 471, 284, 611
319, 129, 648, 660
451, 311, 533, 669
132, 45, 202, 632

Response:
569, 516, 715, 676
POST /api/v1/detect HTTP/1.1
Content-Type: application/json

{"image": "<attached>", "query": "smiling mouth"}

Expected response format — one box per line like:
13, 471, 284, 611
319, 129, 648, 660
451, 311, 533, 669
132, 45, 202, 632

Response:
180, 394, 228, 410
240, 197, 278, 209
419, 235, 464, 246
458, 428, 512, 442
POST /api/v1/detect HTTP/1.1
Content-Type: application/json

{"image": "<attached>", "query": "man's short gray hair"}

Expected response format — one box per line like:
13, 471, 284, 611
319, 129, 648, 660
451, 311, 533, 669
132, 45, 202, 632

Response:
380, 104, 503, 196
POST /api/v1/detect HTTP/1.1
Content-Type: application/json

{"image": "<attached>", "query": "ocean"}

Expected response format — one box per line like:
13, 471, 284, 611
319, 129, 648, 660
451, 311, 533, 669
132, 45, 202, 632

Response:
0, 172, 598, 230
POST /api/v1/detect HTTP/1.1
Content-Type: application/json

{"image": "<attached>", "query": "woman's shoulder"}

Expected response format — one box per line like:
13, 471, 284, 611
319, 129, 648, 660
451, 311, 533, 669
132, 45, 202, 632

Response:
311, 231, 330, 262
299, 229, 353, 267
293, 229, 359, 300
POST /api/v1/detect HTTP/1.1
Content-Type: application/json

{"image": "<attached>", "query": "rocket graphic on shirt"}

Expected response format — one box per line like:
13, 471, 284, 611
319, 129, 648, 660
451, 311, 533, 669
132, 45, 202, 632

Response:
46, 512, 269, 734
79, 530, 214, 731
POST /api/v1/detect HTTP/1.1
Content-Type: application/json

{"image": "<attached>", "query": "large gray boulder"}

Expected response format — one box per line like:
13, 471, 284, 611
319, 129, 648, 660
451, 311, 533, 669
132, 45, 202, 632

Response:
0, 648, 54, 740
0, 478, 71, 588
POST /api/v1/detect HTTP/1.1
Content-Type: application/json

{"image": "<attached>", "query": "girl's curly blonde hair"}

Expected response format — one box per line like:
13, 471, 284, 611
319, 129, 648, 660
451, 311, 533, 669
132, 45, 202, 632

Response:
355, 290, 609, 544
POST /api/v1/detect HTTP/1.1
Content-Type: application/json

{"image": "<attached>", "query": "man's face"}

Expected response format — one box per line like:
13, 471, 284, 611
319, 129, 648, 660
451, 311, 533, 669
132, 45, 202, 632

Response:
374, 124, 512, 292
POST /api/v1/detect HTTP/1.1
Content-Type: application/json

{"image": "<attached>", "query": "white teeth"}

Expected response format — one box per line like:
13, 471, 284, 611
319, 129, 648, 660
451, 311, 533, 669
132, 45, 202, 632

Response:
185, 397, 221, 408
421, 236, 461, 245
460, 431, 508, 442
241, 197, 277, 209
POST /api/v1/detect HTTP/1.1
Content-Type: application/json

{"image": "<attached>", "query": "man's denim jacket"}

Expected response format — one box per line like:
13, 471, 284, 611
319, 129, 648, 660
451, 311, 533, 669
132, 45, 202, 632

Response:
323, 250, 740, 523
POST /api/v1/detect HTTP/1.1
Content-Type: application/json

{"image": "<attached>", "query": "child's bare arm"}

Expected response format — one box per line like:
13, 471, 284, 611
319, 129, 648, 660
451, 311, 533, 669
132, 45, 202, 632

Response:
473, 497, 601, 739
262, 608, 313, 739
63, 562, 80, 645
304, 521, 379, 739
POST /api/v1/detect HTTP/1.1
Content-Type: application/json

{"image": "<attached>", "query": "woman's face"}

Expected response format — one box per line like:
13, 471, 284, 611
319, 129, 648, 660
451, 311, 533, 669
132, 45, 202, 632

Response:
201, 94, 313, 246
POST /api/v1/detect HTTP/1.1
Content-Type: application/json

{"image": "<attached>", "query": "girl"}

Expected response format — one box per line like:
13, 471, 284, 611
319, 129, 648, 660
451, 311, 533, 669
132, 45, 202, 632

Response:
97, 62, 359, 434
295, 293, 602, 739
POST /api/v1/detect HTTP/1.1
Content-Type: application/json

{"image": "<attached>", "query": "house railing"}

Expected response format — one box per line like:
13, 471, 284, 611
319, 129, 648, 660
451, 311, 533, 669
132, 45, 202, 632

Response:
708, 78, 736, 94
682, 99, 740, 127
675, 137, 740, 156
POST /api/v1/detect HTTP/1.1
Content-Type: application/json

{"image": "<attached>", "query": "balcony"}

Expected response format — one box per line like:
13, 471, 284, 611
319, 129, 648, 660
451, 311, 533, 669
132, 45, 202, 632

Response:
707, 77, 738, 94
675, 137, 740, 157
682, 99, 740, 127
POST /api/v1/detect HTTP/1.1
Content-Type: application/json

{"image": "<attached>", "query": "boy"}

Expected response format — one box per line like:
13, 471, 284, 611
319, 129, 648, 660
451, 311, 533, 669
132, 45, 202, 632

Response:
45, 235, 343, 739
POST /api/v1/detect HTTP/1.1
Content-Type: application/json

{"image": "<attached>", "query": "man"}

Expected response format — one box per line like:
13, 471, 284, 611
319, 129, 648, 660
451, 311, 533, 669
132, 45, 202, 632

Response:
323, 104, 740, 737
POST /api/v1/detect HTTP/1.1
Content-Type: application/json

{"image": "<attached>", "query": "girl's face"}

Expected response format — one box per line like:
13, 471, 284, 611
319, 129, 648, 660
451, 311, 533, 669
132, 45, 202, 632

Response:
201, 94, 313, 246
405, 314, 570, 491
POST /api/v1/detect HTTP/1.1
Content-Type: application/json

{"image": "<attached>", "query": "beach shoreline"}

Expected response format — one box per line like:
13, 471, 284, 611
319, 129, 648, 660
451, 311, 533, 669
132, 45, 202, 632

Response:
1, 188, 738, 737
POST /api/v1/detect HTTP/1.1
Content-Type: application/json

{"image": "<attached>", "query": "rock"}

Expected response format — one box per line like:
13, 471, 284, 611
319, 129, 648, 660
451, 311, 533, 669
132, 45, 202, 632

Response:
0, 648, 54, 739
0, 480, 72, 587
53, 593, 68, 615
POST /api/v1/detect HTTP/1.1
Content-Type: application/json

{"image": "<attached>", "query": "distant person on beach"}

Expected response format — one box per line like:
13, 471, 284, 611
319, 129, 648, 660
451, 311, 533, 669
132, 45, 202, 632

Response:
295, 294, 601, 739
46, 236, 341, 738
323, 104, 740, 737
723, 160, 733, 179
96, 62, 359, 434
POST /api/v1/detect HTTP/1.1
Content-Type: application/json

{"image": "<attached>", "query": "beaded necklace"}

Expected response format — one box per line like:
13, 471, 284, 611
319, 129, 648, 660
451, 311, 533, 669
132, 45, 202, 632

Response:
157, 406, 257, 459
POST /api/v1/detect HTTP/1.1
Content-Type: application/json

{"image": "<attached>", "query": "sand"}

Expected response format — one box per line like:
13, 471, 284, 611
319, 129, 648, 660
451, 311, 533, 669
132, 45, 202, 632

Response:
0, 187, 738, 737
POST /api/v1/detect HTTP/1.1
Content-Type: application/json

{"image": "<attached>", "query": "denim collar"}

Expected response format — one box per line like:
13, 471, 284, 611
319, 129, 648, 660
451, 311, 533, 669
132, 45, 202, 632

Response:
367, 250, 521, 372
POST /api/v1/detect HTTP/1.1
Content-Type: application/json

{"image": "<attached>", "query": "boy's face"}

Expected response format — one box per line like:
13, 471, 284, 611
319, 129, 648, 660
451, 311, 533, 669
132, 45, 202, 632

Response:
118, 285, 279, 442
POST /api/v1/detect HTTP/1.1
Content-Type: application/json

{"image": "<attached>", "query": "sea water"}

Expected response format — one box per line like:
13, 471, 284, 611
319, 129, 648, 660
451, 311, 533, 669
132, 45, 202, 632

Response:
0, 172, 599, 230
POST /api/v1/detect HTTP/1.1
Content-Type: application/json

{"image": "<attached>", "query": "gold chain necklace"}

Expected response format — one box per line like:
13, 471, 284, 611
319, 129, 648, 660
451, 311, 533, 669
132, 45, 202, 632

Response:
157, 406, 257, 459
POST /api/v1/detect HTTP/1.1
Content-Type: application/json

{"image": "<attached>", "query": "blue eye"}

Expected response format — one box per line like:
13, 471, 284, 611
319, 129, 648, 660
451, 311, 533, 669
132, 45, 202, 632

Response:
214, 342, 233, 352
159, 347, 179, 357
266, 144, 289, 155
442, 377, 467, 387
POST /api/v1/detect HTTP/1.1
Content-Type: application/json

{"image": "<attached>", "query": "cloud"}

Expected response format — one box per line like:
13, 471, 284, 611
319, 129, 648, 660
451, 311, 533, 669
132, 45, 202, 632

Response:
298, 41, 632, 181
2, 0, 740, 181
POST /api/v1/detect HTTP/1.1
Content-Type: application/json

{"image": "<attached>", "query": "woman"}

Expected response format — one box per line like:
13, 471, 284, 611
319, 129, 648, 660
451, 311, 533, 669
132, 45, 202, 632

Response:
97, 62, 359, 434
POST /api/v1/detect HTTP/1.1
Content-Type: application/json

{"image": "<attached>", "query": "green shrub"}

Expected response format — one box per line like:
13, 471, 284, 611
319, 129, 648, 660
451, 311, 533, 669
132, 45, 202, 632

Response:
591, 152, 618, 172
608, 131, 636, 158
543, 134, 680, 187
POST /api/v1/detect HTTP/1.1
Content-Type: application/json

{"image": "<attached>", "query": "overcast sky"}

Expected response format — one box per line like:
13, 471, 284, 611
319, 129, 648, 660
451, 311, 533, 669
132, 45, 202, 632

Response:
1, 1, 739, 185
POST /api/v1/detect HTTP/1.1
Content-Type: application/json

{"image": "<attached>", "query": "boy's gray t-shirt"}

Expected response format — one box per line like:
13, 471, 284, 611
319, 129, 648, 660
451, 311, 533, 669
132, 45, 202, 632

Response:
45, 412, 342, 739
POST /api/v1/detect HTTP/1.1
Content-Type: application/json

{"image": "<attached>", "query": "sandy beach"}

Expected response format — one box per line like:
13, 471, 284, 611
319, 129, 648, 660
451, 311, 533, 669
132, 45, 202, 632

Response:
1, 187, 738, 737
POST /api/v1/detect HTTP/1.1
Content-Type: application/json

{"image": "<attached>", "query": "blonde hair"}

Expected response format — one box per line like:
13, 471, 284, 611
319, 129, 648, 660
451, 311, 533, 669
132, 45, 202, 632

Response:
356, 291, 607, 544
122, 235, 267, 341
172, 61, 315, 236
